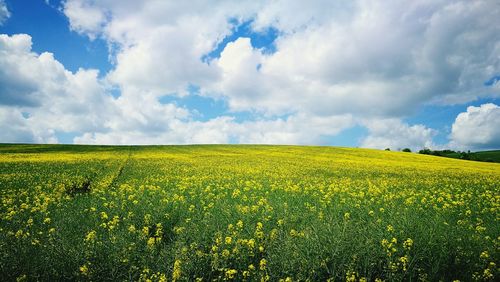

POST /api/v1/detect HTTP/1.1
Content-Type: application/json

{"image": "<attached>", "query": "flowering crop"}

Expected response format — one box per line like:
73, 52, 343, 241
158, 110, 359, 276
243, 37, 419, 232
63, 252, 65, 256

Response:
0, 144, 498, 281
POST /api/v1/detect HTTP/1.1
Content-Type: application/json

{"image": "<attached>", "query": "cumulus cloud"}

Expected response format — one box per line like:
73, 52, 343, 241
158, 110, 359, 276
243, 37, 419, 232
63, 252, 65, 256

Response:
0, 34, 115, 142
450, 103, 500, 150
360, 119, 436, 151
74, 114, 354, 145
62, 0, 500, 118
2, 1, 500, 146
0, 33, 353, 145
0, 0, 9, 25
63, 0, 107, 39
63, 0, 258, 97
0, 107, 37, 143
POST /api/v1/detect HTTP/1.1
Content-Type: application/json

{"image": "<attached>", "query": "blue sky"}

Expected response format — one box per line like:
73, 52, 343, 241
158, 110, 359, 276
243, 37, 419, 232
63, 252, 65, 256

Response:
0, 0, 499, 150
0, 0, 110, 73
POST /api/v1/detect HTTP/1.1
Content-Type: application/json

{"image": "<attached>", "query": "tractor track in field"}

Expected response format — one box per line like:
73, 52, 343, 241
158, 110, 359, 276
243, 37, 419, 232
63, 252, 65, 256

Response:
108, 149, 132, 189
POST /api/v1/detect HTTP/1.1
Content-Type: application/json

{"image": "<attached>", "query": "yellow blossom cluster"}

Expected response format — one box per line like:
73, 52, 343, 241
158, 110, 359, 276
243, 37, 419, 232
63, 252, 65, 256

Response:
0, 144, 498, 281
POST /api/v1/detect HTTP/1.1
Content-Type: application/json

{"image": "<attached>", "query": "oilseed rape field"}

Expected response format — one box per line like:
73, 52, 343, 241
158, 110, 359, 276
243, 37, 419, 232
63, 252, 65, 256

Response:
0, 144, 498, 281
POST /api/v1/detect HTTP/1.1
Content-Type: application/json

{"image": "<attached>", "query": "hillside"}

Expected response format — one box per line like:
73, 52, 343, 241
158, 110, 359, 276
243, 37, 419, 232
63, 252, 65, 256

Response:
442, 150, 500, 163
469, 150, 500, 162
0, 144, 498, 281
418, 148, 500, 163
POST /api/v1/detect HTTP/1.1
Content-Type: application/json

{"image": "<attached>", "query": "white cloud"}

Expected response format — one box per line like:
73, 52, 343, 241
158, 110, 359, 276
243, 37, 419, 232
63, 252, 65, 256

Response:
61, 0, 500, 119
0, 107, 37, 143
0, 34, 115, 142
3, 1, 500, 146
0, 33, 354, 145
74, 113, 354, 145
0, 0, 9, 25
63, 0, 107, 39
63, 0, 259, 97
217, 0, 500, 116
450, 103, 500, 150
360, 119, 436, 151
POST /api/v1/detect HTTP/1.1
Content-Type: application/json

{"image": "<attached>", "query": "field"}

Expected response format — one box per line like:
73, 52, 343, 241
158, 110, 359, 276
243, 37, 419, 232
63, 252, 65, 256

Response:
0, 144, 498, 281
436, 150, 500, 163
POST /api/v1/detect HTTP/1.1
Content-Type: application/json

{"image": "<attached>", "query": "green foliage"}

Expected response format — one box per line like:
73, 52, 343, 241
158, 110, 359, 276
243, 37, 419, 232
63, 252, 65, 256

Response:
418, 148, 500, 163
0, 144, 498, 281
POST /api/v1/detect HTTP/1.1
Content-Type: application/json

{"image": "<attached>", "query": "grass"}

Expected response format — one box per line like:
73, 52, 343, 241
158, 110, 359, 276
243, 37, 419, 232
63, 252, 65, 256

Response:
470, 150, 500, 163
0, 144, 498, 281
438, 150, 500, 163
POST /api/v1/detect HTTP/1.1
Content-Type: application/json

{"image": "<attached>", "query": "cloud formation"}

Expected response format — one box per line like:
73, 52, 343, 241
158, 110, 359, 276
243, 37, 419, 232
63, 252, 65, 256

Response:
0, 34, 352, 145
0, 34, 116, 142
360, 119, 436, 151
1, 1, 499, 148
450, 103, 500, 150
0, 0, 9, 25
63, 0, 500, 116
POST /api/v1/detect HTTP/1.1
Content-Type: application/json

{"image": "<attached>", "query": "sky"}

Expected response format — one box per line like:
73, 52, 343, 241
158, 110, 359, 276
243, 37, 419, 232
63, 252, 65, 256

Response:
0, 0, 499, 151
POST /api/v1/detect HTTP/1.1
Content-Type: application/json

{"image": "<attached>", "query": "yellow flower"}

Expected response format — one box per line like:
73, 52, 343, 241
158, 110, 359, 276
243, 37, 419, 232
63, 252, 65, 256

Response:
43, 217, 51, 224
147, 237, 156, 248
248, 239, 255, 249
259, 258, 267, 270
172, 260, 182, 281
345, 271, 356, 282
225, 269, 237, 279
399, 255, 409, 271
84, 230, 97, 243
225, 236, 232, 244
80, 264, 89, 276
270, 229, 278, 240
483, 268, 493, 280
236, 220, 244, 228
142, 226, 149, 236
480, 251, 489, 259
15, 229, 23, 239
403, 238, 413, 250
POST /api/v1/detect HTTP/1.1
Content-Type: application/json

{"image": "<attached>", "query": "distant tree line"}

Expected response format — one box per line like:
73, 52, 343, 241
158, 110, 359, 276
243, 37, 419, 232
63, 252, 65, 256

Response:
383, 147, 498, 163
418, 148, 478, 161
384, 148, 412, 152
418, 148, 495, 162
